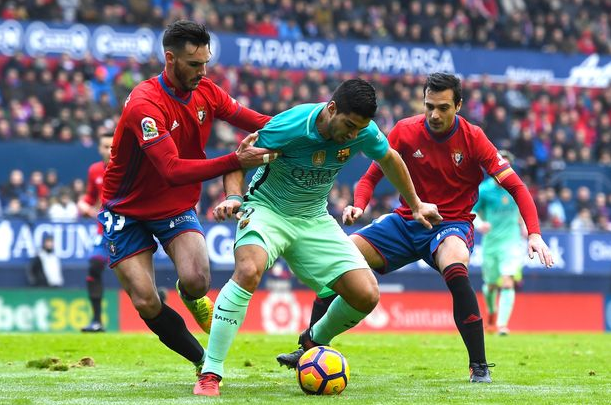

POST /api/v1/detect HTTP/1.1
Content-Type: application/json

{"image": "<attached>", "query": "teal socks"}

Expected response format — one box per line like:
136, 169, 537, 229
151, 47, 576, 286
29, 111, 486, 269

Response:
202, 279, 252, 377
497, 287, 515, 328
311, 296, 368, 345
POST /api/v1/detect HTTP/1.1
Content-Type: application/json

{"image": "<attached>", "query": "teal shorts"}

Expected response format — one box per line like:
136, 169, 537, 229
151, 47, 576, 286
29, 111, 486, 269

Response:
234, 203, 369, 297
482, 242, 524, 285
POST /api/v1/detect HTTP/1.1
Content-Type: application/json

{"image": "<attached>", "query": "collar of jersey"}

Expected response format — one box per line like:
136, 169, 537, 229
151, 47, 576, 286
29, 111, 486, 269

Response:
157, 73, 192, 105
425, 115, 459, 143
306, 103, 326, 140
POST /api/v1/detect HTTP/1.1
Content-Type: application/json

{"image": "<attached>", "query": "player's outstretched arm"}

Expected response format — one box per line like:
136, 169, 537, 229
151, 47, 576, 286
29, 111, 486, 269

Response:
213, 170, 247, 222
377, 148, 442, 229
235, 133, 280, 169
527, 233, 554, 268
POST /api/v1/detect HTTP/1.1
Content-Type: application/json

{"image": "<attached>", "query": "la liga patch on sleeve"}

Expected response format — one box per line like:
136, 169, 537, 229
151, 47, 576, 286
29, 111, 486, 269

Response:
141, 117, 159, 141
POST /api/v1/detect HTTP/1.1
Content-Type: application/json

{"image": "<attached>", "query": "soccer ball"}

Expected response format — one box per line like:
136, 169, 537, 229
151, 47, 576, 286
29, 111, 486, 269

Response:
296, 346, 350, 395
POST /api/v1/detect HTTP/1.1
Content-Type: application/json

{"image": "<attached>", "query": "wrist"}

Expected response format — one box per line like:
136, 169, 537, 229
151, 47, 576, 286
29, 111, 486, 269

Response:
226, 194, 244, 203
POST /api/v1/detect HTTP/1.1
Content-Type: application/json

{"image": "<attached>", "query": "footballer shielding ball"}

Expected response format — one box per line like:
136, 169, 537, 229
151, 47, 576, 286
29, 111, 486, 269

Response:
296, 346, 350, 395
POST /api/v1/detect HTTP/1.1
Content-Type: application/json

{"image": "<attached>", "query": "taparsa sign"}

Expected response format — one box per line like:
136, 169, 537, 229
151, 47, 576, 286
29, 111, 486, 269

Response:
0, 20, 609, 87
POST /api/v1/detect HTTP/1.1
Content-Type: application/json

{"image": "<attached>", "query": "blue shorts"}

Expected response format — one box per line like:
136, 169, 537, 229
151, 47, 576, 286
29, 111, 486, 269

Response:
89, 233, 110, 263
354, 213, 474, 273
98, 208, 204, 268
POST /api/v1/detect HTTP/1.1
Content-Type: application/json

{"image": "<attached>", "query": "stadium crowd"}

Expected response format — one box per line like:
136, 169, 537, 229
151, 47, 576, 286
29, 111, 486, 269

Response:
1, 51, 611, 231
2, 0, 610, 55
1, 1, 611, 231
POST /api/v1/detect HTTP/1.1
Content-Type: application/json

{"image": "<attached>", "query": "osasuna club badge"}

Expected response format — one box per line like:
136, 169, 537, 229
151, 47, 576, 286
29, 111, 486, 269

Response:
197, 107, 206, 124
336, 147, 350, 162
452, 151, 464, 166
312, 150, 326, 166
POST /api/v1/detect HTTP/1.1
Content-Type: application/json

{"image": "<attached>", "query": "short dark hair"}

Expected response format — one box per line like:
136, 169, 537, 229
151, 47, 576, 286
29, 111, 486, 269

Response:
162, 20, 211, 53
423, 73, 462, 107
330, 78, 377, 119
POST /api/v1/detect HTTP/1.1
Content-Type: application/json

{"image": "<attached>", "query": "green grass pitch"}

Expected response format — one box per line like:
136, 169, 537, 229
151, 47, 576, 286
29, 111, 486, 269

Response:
1, 333, 609, 404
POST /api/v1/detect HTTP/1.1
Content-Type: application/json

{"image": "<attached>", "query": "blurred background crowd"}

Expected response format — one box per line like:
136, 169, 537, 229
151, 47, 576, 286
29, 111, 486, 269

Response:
1, 0, 611, 231
3, 0, 610, 54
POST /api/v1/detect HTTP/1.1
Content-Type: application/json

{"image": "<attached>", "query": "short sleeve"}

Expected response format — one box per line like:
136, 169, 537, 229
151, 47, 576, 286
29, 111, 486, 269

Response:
360, 122, 389, 161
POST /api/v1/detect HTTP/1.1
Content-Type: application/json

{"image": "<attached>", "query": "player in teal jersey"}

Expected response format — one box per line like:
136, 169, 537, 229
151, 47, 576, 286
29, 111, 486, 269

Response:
194, 79, 442, 396
472, 150, 525, 335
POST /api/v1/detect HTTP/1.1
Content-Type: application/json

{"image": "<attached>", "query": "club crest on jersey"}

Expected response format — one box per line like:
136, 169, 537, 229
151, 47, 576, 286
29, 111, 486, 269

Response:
336, 148, 350, 163
239, 218, 250, 230
197, 107, 206, 124
107, 241, 117, 256
452, 151, 464, 166
141, 117, 159, 141
312, 150, 326, 166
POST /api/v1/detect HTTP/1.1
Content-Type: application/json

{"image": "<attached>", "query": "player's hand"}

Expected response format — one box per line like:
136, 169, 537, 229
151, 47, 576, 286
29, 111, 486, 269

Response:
477, 222, 492, 234
412, 202, 443, 229
342, 205, 363, 226
235, 132, 281, 169
212, 199, 242, 222
527, 233, 554, 268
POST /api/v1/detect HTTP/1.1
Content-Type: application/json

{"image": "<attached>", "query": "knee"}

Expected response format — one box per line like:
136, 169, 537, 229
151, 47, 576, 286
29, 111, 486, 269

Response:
347, 279, 378, 313
501, 277, 515, 289
233, 261, 263, 293
179, 267, 211, 297
132, 293, 162, 318
361, 281, 380, 313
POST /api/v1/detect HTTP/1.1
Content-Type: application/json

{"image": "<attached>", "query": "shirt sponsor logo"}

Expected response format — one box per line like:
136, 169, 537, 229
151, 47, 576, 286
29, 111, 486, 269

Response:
312, 150, 326, 166
291, 168, 340, 187
336, 147, 350, 163
141, 117, 159, 141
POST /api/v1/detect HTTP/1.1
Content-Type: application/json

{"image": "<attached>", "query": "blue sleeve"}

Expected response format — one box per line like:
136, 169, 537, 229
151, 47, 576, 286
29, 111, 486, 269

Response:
360, 121, 389, 161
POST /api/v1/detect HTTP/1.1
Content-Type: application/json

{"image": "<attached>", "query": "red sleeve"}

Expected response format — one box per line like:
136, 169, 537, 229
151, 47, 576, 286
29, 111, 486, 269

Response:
499, 171, 541, 235
82, 164, 98, 206
353, 162, 384, 210
211, 83, 272, 132
354, 124, 403, 209
144, 137, 241, 186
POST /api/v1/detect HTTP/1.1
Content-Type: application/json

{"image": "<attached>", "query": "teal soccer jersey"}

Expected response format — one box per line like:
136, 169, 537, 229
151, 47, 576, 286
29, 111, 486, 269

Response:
473, 177, 522, 253
246, 103, 389, 218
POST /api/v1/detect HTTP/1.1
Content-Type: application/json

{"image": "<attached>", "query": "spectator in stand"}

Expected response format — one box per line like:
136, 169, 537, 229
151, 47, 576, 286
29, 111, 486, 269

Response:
48, 187, 78, 222
1, 169, 28, 210
27, 235, 64, 287
559, 187, 577, 226
571, 207, 596, 232
546, 187, 566, 229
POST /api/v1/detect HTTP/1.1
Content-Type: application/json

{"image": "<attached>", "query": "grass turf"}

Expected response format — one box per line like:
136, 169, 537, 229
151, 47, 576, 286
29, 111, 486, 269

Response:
0, 332, 609, 404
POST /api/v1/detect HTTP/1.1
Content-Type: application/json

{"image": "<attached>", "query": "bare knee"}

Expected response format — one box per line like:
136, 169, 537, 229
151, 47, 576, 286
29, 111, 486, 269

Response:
232, 260, 263, 293
358, 280, 379, 313
179, 266, 211, 298
500, 276, 515, 289
131, 293, 162, 319
344, 279, 379, 313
